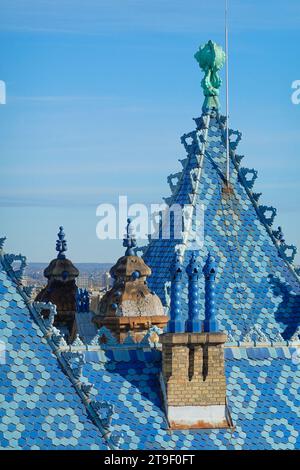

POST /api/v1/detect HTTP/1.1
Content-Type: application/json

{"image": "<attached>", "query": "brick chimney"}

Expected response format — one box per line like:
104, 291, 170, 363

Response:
160, 252, 230, 429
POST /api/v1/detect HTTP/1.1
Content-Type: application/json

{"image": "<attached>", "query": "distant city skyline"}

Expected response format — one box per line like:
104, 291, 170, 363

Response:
1, 0, 299, 263
24, 262, 113, 292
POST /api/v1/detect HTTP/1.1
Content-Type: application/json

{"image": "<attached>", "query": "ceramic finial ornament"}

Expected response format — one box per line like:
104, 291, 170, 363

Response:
123, 218, 137, 256
186, 252, 201, 333
56, 226, 67, 259
194, 40, 225, 112
203, 252, 219, 333
168, 253, 184, 333
0, 237, 6, 250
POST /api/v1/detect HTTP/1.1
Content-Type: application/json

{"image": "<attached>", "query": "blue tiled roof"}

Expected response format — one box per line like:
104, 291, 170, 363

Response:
1, 107, 300, 450
0, 258, 107, 450
80, 346, 300, 450
143, 112, 300, 343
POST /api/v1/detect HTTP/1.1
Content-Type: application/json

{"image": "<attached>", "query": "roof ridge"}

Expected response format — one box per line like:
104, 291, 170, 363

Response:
144, 109, 299, 283
215, 112, 300, 284
176, 112, 211, 262
142, 112, 212, 262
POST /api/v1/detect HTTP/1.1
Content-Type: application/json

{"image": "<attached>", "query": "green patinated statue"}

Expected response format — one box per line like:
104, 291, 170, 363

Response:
194, 40, 225, 111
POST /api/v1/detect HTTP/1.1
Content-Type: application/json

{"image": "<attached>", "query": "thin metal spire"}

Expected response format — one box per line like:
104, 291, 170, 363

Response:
225, 0, 230, 185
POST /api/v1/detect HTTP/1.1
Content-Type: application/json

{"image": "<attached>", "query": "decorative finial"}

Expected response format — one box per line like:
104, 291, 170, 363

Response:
203, 252, 216, 279
203, 252, 219, 333
168, 253, 184, 333
194, 40, 225, 112
56, 226, 67, 259
186, 251, 199, 278
186, 252, 201, 333
0, 237, 6, 250
273, 226, 285, 245
171, 252, 183, 279
123, 218, 137, 256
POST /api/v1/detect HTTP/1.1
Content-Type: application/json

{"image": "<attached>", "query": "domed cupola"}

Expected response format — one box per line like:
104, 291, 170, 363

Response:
35, 226, 79, 341
93, 219, 168, 342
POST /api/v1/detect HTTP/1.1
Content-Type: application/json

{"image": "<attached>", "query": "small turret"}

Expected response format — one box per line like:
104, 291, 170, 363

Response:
93, 219, 168, 343
35, 227, 79, 342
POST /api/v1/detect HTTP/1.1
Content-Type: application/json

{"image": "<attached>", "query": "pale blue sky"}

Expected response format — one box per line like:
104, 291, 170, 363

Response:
1, 0, 299, 263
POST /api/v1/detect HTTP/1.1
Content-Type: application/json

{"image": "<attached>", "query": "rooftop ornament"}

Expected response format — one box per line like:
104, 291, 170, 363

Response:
203, 252, 219, 333
94, 219, 167, 342
194, 40, 225, 112
3, 253, 27, 283
123, 218, 137, 256
0, 237, 6, 250
56, 226, 67, 259
168, 253, 184, 333
273, 226, 285, 244
186, 252, 201, 333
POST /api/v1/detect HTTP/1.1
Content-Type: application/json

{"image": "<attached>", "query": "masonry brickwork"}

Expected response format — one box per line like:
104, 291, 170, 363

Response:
161, 332, 227, 407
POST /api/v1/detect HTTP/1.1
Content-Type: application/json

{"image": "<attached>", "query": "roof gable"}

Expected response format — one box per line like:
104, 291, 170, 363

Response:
143, 111, 300, 343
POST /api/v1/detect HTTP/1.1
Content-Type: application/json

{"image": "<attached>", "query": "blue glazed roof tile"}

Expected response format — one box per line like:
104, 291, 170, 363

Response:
1, 104, 300, 448
63, 345, 300, 450
144, 113, 300, 344
0, 259, 108, 450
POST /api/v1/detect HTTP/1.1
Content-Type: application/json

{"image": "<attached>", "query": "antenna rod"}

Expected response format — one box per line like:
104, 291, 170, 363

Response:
225, 0, 230, 185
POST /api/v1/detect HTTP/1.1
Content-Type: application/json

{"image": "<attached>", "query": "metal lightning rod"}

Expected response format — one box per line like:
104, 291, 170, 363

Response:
225, 0, 230, 186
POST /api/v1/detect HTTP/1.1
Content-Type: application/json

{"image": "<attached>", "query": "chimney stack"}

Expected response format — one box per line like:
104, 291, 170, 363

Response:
160, 252, 230, 429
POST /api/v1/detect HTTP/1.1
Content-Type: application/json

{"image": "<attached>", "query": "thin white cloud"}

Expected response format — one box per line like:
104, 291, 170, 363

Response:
0, 185, 122, 196
0, 159, 172, 177
0, 0, 299, 35
9, 95, 116, 103
258, 182, 300, 190
0, 183, 166, 207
